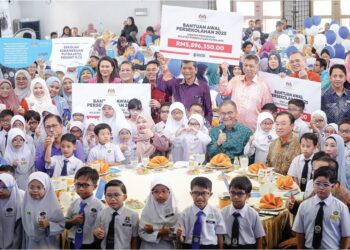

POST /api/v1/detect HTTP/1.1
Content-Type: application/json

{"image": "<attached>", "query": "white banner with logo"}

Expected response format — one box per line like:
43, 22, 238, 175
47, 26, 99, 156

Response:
259, 71, 321, 121
160, 5, 243, 65
72, 84, 151, 119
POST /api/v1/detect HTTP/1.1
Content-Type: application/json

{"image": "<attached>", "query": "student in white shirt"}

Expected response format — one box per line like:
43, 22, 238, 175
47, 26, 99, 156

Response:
94, 180, 139, 249
65, 167, 104, 249
154, 102, 170, 134
4, 128, 35, 190
288, 133, 318, 192
45, 133, 84, 177
139, 177, 179, 249
0, 109, 14, 156
116, 122, 136, 164
10, 114, 35, 153
0, 173, 24, 249
287, 99, 310, 138
82, 118, 98, 159
339, 118, 350, 188
23, 110, 41, 145
324, 123, 338, 138
175, 114, 211, 161
87, 123, 125, 165
293, 167, 350, 249
244, 112, 277, 164
221, 176, 265, 249
176, 177, 226, 249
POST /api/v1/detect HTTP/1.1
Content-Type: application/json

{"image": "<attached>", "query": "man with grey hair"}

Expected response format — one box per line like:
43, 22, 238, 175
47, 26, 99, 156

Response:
219, 54, 272, 130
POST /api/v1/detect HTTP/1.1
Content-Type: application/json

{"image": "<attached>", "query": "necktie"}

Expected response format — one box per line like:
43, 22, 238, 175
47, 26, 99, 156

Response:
106, 211, 118, 249
300, 159, 310, 191
312, 201, 325, 249
74, 202, 87, 249
4, 134, 8, 148
61, 159, 69, 176
192, 211, 204, 249
231, 213, 240, 247
31, 133, 35, 139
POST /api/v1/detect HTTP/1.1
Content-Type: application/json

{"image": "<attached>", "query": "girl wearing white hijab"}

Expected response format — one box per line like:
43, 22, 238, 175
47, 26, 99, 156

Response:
175, 114, 211, 161
23, 77, 59, 116
0, 173, 24, 249
293, 34, 306, 52
324, 123, 339, 137
324, 134, 349, 189
100, 98, 128, 143
82, 118, 99, 158
22, 172, 65, 249
310, 110, 328, 150
116, 121, 136, 163
4, 128, 35, 190
14, 69, 32, 102
163, 102, 188, 162
244, 112, 277, 164
11, 114, 35, 154
139, 177, 179, 249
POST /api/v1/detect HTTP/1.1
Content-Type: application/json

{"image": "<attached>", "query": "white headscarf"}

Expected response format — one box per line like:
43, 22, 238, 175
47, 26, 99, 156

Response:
326, 134, 348, 188
253, 112, 277, 151
140, 177, 178, 230
72, 106, 85, 117
99, 99, 127, 140
4, 128, 34, 175
325, 123, 339, 134
10, 115, 25, 129
0, 173, 22, 221
21, 172, 64, 239
26, 77, 58, 116
294, 34, 306, 52
14, 69, 32, 101
70, 121, 84, 133
311, 110, 328, 131
62, 73, 77, 108
163, 102, 188, 140
187, 114, 208, 134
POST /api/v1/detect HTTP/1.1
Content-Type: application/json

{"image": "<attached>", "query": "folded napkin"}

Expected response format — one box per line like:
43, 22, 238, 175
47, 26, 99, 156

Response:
276, 176, 294, 190
248, 162, 267, 174
259, 193, 283, 209
209, 153, 231, 167
148, 156, 169, 167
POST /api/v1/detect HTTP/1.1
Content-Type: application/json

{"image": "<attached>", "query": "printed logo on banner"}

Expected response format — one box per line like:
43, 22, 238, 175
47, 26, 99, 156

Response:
198, 14, 207, 21
285, 81, 293, 89
107, 89, 116, 96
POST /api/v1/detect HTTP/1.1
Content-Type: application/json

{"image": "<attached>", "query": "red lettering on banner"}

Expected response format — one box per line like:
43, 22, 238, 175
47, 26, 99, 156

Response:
168, 38, 232, 53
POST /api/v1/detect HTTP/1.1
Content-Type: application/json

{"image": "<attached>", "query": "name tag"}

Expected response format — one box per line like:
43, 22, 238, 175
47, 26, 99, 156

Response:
5, 207, 15, 217
122, 223, 132, 227
205, 220, 215, 224
165, 213, 174, 218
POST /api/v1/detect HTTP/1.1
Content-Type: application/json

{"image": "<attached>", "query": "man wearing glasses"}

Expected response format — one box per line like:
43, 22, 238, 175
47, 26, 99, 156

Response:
207, 100, 252, 162
289, 51, 320, 82
35, 114, 85, 175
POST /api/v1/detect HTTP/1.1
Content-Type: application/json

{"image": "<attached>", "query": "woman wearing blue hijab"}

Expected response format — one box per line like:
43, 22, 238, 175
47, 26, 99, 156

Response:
77, 66, 95, 83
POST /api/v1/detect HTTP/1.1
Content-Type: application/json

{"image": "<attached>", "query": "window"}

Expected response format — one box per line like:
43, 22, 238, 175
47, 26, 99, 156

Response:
340, 0, 350, 15
236, 1, 255, 16
216, 0, 231, 12
313, 0, 331, 16
263, 1, 281, 16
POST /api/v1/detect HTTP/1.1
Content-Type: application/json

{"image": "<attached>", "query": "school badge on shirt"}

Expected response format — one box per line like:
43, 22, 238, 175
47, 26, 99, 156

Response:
122, 216, 132, 227
5, 207, 14, 217
330, 210, 340, 221
206, 214, 215, 224
164, 208, 174, 218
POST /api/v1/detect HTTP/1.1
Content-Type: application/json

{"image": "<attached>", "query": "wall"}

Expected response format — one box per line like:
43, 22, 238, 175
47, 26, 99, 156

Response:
18, 0, 162, 39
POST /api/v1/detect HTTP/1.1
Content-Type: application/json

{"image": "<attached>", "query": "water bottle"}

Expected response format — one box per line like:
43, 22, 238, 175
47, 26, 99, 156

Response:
106, 42, 115, 59
233, 156, 240, 171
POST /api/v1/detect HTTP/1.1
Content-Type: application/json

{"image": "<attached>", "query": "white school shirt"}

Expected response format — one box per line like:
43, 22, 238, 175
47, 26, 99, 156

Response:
292, 194, 350, 249
66, 195, 104, 244
155, 121, 166, 134
294, 118, 310, 138
87, 142, 125, 164
178, 204, 226, 245
95, 206, 139, 249
287, 154, 313, 187
344, 142, 350, 187
48, 155, 84, 178
221, 204, 265, 246
304, 180, 314, 198
178, 131, 211, 161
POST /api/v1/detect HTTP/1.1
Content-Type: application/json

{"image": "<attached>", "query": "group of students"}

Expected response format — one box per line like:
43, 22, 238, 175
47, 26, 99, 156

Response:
1, 163, 350, 249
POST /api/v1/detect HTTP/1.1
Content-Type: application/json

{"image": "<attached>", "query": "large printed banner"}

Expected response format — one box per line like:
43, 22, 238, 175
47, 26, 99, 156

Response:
259, 71, 321, 122
72, 84, 151, 119
50, 37, 95, 71
0, 37, 94, 69
160, 5, 243, 65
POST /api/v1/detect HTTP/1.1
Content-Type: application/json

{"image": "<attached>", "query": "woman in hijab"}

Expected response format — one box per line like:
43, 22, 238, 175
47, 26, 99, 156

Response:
91, 38, 107, 58
206, 63, 221, 88
0, 173, 23, 249
293, 34, 306, 53
121, 16, 138, 43
22, 172, 65, 249
244, 112, 277, 164
310, 110, 328, 150
46, 76, 70, 122
127, 43, 145, 66
4, 128, 35, 190
139, 177, 179, 249
266, 51, 291, 75
89, 56, 120, 83
133, 113, 156, 158
0, 79, 23, 115
62, 73, 77, 112
163, 102, 188, 162
14, 69, 31, 102
21, 78, 58, 115
324, 134, 349, 189
77, 66, 95, 83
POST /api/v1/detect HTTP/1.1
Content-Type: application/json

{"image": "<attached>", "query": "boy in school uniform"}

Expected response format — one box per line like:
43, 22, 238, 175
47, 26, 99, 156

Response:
24, 110, 41, 144
288, 133, 318, 192
93, 179, 139, 249
176, 176, 226, 249
221, 176, 265, 249
0, 109, 14, 156
87, 123, 125, 166
292, 167, 350, 249
45, 133, 84, 177
287, 99, 310, 138
65, 167, 104, 249
154, 102, 170, 134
